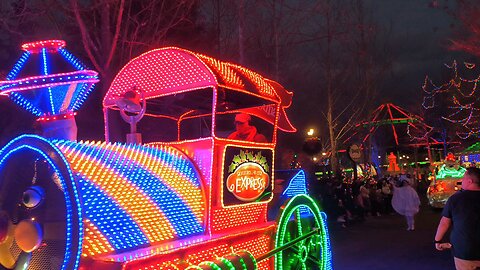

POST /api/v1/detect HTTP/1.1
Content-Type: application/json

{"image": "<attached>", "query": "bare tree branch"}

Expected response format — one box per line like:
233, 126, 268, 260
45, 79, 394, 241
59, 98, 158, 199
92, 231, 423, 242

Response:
105, 0, 125, 68
70, 0, 103, 74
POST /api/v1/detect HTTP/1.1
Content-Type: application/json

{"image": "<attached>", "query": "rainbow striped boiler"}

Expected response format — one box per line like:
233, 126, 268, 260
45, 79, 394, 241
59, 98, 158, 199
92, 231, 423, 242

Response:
54, 140, 206, 257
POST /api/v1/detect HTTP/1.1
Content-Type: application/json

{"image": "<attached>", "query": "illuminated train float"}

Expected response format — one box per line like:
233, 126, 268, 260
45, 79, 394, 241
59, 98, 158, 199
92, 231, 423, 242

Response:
0, 40, 332, 270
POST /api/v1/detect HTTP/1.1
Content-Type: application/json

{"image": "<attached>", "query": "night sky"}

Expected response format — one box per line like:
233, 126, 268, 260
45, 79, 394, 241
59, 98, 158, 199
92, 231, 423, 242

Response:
0, 0, 472, 150
371, 0, 466, 109
273, 0, 469, 149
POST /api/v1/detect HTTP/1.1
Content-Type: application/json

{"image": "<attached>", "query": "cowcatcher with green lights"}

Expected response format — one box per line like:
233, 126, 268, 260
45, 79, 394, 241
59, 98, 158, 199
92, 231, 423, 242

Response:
0, 42, 332, 269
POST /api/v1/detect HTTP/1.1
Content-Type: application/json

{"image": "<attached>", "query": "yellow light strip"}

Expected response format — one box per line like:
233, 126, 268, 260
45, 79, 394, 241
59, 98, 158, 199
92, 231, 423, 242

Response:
82, 219, 115, 257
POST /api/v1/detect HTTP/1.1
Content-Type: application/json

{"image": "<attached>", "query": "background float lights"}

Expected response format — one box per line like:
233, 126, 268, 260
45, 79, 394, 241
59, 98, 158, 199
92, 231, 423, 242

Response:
0, 40, 99, 117
436, 164, 466, 179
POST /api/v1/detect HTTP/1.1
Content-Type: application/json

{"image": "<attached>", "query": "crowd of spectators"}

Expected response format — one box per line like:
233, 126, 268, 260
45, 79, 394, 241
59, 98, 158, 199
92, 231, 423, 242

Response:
311, 173, 423, 228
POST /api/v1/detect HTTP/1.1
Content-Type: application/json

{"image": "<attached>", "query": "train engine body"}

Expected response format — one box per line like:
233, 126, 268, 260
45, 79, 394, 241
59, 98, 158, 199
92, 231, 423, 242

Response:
0, 44, 331, 270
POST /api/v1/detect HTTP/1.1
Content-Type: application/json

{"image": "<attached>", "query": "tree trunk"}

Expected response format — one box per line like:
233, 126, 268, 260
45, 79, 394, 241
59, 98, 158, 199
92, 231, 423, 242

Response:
325, 0, 338, 176
328, 103, 338, 176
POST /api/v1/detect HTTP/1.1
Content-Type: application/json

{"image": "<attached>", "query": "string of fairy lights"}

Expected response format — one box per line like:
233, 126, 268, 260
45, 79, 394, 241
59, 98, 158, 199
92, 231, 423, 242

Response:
423, 60, 480, 139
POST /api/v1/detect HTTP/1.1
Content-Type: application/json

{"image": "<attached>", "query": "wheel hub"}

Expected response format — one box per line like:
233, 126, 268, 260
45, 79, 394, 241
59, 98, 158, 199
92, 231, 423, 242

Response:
299, 244, 308, 263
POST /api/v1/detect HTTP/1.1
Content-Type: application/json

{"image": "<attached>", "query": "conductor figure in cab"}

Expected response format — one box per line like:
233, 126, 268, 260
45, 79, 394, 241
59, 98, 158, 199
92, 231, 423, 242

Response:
228, 113, 267, 143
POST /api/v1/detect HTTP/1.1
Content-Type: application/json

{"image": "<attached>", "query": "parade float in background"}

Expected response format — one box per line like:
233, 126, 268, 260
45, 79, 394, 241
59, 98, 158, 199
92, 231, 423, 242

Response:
427, 153, 466, 208
0, 40, 332, 270
458, 141, 480, 167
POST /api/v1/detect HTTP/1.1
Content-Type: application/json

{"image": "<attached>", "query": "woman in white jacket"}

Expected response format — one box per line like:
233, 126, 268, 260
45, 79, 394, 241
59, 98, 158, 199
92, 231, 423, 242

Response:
391, 178, 421, 231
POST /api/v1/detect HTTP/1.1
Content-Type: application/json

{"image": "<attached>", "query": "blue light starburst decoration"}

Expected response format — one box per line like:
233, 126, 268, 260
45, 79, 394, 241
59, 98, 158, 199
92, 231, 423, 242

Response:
0, 40, 99, 117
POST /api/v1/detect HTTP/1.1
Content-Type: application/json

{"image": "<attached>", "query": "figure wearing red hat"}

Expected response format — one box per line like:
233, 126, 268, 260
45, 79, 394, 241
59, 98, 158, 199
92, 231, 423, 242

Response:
228, 113, 267, 143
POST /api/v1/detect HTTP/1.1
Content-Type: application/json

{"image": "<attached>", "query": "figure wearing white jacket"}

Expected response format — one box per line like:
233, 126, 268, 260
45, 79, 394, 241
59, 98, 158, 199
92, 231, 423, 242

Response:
392, 179, 421, 231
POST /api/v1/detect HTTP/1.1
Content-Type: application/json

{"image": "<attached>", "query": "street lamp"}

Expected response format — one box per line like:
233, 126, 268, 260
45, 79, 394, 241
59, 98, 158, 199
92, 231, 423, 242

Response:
303, 128, 321, 156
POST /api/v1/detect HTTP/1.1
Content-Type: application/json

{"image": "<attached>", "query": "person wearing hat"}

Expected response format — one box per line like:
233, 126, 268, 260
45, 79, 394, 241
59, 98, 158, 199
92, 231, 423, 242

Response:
228, 113, 267, 143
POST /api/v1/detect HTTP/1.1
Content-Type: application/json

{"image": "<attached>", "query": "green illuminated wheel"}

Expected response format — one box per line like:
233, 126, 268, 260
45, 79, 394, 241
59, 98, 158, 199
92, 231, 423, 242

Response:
275, 194, 331, 270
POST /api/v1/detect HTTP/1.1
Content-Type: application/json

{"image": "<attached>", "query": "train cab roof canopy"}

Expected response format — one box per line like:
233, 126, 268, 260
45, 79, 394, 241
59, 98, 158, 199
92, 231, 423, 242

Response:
103, 47, 296, 132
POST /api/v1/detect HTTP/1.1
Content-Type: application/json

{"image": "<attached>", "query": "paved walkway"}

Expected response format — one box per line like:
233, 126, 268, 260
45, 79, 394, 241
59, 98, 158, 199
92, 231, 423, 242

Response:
328, 196, 454, 270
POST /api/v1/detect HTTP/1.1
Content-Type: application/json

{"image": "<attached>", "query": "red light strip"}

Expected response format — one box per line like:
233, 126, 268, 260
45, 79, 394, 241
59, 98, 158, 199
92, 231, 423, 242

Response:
37, 112, 76, 122
21, 40, 66, 53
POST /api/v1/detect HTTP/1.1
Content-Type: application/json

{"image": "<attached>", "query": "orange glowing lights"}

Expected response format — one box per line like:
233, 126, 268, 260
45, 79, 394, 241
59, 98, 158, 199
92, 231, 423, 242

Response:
211, 204, 267, 233
82, 219, 114, 257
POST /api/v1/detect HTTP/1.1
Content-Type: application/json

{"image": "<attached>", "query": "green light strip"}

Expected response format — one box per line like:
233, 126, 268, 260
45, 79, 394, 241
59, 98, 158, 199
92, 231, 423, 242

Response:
274, 194, 332, 270
219, 257, 236, 270
361, 118, 418, 127
295, 208, 303, 237
238, 256, 248, 270
198, 261, 221, 270
436, 164, 466, 179
246, 252, 258, 270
